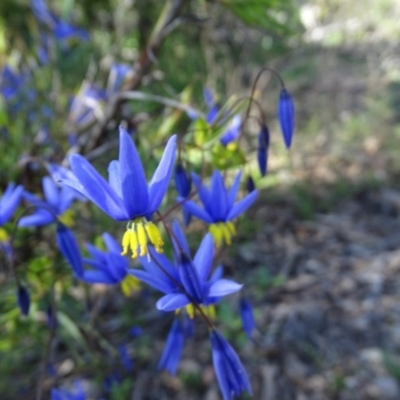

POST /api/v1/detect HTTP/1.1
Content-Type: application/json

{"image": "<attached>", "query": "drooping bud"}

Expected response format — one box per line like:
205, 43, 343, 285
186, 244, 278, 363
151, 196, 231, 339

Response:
17, 285, 30, 316
257, 124, 270, 177
246, 176, 256, 193
277, 88, 295, 149
239, 298, 256, 340
56, 223, 83, 277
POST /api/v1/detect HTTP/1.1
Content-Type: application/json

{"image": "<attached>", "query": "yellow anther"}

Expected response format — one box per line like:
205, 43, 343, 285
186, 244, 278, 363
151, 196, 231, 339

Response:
201, 304, 216, 320
185, 303, 195, 319
136, 223, 148, 257
0, 228, 9, 243
121, 274, 141, 296
121, 230, 131, 256
209, 222, 236, 247
129, 230, 138, 258
227, 221, 236, 235
145, 222, 164, 253
58, 209, 75, 227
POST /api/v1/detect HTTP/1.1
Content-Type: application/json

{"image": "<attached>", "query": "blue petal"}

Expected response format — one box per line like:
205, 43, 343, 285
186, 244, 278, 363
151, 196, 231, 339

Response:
42, 177, 60, 210
240, 298, 256, 339
80, 270, 115, 284
105, 252, 127, 281
191, 172, 212, 211
226, 190, 258, 221
209, 265, 223, 283
102, 232, 122, 254
59, 185, 78, 213
278, 88, 295, 148
17, 285, 30, 316
257, 147, 267, 177
108, 160, 123, 198
179, 198, 213, 223
56, 224, 83, 277
171, 220, 190, 258
19, 210, 55, 227
208, 279, 242, 297
158, 319, 184, 375
69, 154, 128, 220
174, 164, 191, 197
193, 233, 214, 282
0, 184, 22, 225
210, 171, 229, 220
85, 243, 106, 263
178, 253, 203, 303
144, 247, 179, 282
129, 270, 175, 294
119, 126, 149, 217
228, 171, 242, 209
156, 293, 190, 312
148, 135, 177, 212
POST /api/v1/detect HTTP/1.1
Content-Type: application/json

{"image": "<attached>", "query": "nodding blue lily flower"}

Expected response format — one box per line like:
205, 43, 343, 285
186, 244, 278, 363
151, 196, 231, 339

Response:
239, 298, 255, 340
56, 222, 83, 277
245, 176, 255, 193
51, 380, 86, 400
210, 330, 252, 400
17, 285, 30, 316
0, 182, 23, 227
129, 221, 242, 318
107, 64, 131, 96
158, 318, 185, 375
62, 126, 177, 259
220, 115, 242, 147
179, 170, 258, 247
118, 344, 133, 371
278, 88, 295, 149
19, 177, 77, 228
257, 124, 270, 177
80, 232, 140, 296
174, 163, 192, 226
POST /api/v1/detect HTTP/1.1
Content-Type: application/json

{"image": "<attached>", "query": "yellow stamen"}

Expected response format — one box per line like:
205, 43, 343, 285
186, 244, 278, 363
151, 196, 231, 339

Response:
145, 222, 164, 253
185, 303, 195, 319
201, 304, 216, 320
209, 222, 236, 247
58, 209, 75, 227
121, 218, 165, 259
121, 274, 141, 296
0, 228, 8, 243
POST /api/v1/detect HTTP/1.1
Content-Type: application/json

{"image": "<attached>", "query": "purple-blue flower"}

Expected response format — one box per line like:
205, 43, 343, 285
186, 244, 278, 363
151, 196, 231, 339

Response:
17, 285, 30, 316
62, 127, 177, 258
239, 298, 255, 340
257, 124, 270, 177
80, 232, 140, 296
0, 183, 23, 226
220, 115, 242, 147
210, 330, 252, 400
158, 318, 185, 375
179, 170, 258, 247
278, 88, 295, 149
174, 163, 192, 226
56, 222, 83, 277
129, 221, 242, 315
51, 380, 86, 400
19, 177, 77, 227
107, 64, 131, 96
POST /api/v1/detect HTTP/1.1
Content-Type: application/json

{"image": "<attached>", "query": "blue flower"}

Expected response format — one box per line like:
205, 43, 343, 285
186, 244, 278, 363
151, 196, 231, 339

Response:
17, 285, 30, 316
210, 330, 252, 400
118, 344, 133, 371
278, 88, 295, 149
19, 177, 77, 228
203, 88, 219, 124
220, 115, 242, 147
174, 163, 192, 226
239, 298, 255, 340
129, 221, 242, 316
56, 223, 83, 277
51, 380, 86, 400
62, 126, 177, 258
257, 124, 270, 177
80, 232, 140, 296
107, 64, 131, 96
158, 318, 185, 375
179, 170, 258, 247
0, 183, 23, 226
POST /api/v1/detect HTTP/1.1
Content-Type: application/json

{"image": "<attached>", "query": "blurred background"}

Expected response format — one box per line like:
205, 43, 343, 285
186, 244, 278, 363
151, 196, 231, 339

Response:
2, 0, 400, 399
